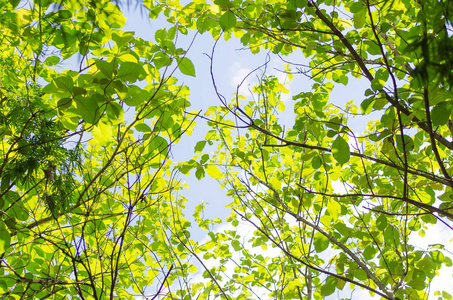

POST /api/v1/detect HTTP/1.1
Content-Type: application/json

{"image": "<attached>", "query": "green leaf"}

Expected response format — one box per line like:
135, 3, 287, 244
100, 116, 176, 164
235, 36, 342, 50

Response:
219, 10, 237, 31
373, 97, 387, 110
195, 141, 207, 153
155, 28, 167, 44
380, 22, 392, 33
353, 10, 366, 28
179, 160, 196, 175
135, 123, 151, 132
350, 268, 368, 280
395, 134, 414, 152
365, 40, 382, 55
195, 166, 205, 180
430, 250, 445, 264
112, 80, 128, 100
407, 269, 426, 290
95, 60, 115, 79
105, 102, 124, 124
92, 121, 114, 146
73, 86, 87, 96
167, 26, 177, 40
444, 257, 452, 267
0, 229, 11, 254
384, 225, 400, 246
200, 153, 210, 164
371, 78, 385, 91
43, 56, 60, 66
311, 156, 322, 169
320, 276, 337, 296
149, 136, 169, 155
9, 0, 20, 8
364, 88, 374, 96
197, 16, 212, 34
313, 232, 329, 252
57, 97, 72, 111
336, 278, 346, 290
205, 165, 222, 179
178, 57, 196, 77
153, 52, 172, 69
325, 117, 340, 132
148, 5, 162, 19
9, 199, 28, 221
376, 214, 387, 230
363, 245, 377, 260
124, 85, 150, 106
54, 75, 74, 93
60, 115, 79, 131
332, 136, 350, 165
214, 0, 229, 5
431, 101, 453, 126
3, 69, 22, 85
56, 10, 72, 20
73, 95, 100, 124
231, 240, 241, 251
118, 62, 147, 82
349, 1, 364, 13
112, 31, 134, 48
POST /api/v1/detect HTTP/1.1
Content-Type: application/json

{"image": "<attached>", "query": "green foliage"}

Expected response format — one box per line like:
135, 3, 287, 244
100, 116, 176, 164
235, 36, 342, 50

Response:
2, 0, 453, 299
163, 0, 453, 299
0, 0, 197, 299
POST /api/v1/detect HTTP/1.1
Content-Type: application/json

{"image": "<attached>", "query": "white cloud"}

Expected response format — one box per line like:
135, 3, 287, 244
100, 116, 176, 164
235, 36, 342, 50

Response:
229, 62, 253, 91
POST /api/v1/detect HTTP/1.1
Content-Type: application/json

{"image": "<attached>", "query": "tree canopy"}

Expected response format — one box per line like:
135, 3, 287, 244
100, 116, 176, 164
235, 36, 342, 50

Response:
0, 0, 453, 299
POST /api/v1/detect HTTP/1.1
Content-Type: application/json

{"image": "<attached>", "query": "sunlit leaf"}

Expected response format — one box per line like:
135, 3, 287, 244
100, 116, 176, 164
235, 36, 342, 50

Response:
178, 57, 196, 77
332, 135, 350, 165
0, 229, 11, 254
313, 232, 329, 252
219, 10, 236, 31
431, 101, 453, 126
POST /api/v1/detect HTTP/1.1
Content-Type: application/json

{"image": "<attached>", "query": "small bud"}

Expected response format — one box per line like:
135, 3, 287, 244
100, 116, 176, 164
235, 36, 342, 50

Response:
43, 165, 56, 182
